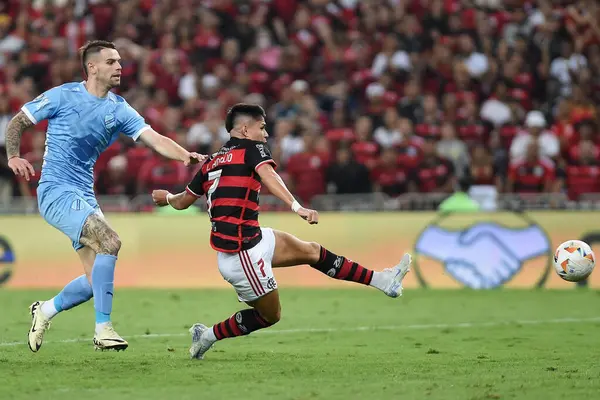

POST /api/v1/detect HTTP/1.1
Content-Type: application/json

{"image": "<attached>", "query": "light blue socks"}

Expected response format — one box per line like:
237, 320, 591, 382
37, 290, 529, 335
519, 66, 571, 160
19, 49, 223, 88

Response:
91, 254, 117, 324
41, 274, 93, 318
39, 255, 118, 332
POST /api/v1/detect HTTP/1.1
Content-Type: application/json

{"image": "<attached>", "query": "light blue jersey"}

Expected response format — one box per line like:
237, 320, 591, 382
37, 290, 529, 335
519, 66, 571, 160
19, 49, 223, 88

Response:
22, 81, 149, 191
21, 82, 150, 250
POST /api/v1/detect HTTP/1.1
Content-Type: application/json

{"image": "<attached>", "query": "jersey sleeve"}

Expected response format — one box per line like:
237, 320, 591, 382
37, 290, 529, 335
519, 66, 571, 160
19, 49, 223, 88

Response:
21, 87, 62, 124
118, 102, 151, 141
245, 142, 277, 172
186, 168, 206, 198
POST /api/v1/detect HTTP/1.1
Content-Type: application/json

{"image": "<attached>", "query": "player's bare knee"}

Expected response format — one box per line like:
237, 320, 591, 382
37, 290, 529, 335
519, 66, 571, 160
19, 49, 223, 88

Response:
254, 295, 281, 324
306, 241, 321, 264
261, 305, 281, 324
271, 308, 281, 324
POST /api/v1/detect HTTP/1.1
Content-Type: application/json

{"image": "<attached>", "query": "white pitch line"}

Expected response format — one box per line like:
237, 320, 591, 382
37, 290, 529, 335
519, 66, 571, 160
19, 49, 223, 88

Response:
2, 317, 599, 348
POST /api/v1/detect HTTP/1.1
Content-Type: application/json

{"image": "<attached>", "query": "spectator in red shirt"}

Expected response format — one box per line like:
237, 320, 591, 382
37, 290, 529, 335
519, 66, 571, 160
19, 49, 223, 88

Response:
409, 138, 456, 193
286, 133, 329, 203
371, 148, 410, 197
507, 142, 558, 193
415, 94, 442, 140
396, 118, 424, 169
193, 7, 223, 62
325, 102, 354, 143
442, 92, 458, 123
566, 139, 600, 199
137, 154, 188, 194
96, 154, 136, 198
446, 62, 478, 106
569, 85, 597, 124
552, 99, 577, 153
456, 99, 488, 146
351, 116, 379, 169
5, 0, 600, 204
567, 119, 598, 163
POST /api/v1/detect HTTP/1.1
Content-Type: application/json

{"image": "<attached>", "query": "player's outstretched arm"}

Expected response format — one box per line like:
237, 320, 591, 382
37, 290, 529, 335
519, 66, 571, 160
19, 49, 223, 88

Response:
152, 189, 199, 210
256, 163, 319, 224
5, 111, 35, 181
140, 129, 207, 166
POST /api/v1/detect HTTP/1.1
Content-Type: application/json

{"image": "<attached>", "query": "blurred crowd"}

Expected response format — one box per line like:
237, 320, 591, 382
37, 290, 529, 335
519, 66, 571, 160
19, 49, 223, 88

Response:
1, 0, 600, 206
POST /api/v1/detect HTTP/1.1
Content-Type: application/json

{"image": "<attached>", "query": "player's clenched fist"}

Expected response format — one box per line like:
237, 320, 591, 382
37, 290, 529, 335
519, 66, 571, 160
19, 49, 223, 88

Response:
297, 207, 319, 225
152, 189, 170, 206
8, 156, 35, 181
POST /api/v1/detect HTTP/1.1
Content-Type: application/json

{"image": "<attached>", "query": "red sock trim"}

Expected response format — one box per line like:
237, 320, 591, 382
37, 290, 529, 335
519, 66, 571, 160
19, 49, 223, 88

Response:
213, 324, 224, 340
228, 316, 242, 336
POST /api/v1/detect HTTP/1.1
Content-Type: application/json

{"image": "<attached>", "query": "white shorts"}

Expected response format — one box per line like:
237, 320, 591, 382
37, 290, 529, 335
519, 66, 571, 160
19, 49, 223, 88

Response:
217, 227, 278, 302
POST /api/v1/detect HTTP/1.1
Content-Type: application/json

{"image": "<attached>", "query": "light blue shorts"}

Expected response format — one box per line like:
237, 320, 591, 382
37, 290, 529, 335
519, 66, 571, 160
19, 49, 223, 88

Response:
37, 183, 103, 251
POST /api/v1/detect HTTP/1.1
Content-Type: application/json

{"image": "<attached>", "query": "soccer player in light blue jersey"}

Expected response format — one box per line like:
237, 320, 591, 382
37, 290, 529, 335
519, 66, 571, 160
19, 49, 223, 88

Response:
5, 40, 206, 352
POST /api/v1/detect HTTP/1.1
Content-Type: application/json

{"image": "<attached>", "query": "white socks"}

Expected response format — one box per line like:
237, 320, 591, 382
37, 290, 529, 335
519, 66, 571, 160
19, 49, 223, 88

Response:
40, 299, 112, 336
41, 299, 59, 319
369, 271, 388, 292
95, 322, 110, 335
205, 327, 217, 343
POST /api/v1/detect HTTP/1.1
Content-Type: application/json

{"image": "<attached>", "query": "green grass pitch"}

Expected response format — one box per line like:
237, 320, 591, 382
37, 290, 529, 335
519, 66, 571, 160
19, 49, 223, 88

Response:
1, 288, 600, 400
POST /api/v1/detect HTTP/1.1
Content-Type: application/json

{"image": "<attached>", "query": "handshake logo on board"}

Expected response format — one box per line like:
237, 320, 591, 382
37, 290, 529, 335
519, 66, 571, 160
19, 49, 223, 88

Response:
415, 220, 551, 289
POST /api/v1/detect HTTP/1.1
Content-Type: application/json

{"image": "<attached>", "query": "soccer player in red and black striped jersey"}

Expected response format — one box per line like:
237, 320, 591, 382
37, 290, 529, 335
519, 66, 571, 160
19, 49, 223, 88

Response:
151, 104, 412, 360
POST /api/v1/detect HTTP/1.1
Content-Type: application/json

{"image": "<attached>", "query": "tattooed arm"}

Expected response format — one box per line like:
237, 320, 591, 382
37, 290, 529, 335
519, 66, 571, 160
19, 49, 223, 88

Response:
5, 111, 36, 181
6, 111, 33, 158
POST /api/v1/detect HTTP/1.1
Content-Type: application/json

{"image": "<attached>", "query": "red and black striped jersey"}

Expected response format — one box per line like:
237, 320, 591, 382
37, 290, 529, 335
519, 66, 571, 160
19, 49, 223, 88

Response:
186, 138, 276, 253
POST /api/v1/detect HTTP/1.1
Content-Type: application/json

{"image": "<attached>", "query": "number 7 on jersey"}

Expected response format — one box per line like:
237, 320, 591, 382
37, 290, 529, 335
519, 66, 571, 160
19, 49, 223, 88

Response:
206, 170, 223, 218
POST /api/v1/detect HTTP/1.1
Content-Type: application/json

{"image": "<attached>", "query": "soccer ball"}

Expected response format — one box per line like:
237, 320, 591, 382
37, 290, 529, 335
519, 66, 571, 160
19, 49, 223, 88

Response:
553, 240, 596, 282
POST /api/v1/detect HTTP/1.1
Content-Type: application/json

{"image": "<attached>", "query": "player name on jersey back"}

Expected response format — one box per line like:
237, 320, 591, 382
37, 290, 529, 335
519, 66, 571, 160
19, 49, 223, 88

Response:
205, 148, 243, 170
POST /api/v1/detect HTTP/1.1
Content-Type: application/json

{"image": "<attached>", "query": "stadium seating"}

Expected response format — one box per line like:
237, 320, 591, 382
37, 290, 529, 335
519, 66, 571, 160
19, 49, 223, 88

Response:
1, 0, 599, 204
